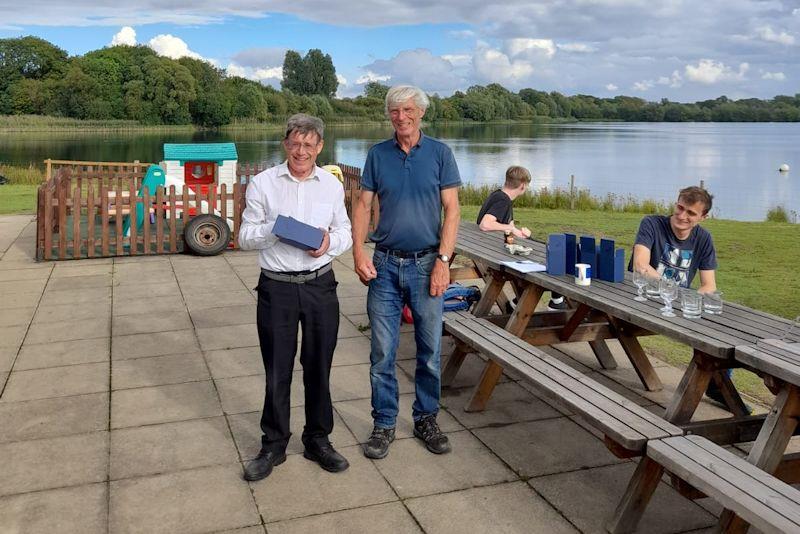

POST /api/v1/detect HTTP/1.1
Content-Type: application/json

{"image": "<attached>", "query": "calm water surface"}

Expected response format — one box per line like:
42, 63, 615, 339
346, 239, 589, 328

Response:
1, 122, 797, 221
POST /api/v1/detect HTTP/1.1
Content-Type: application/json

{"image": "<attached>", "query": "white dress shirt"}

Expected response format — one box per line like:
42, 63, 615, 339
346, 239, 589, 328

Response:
239, 162, 353, 272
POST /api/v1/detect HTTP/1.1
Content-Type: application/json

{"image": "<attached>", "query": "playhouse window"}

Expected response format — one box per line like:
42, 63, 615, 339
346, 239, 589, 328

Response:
191, 164, 204, 179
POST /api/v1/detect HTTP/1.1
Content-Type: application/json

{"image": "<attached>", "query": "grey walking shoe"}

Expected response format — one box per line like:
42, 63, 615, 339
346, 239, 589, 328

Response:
414, 415, 451, 454
363, 426, 395, 459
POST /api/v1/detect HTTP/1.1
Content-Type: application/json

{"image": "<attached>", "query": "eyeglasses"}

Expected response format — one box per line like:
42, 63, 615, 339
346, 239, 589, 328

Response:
285, 141, 320, 152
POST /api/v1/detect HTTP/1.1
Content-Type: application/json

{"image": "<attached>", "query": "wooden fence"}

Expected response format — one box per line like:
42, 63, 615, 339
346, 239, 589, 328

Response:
36, 159, 372, 261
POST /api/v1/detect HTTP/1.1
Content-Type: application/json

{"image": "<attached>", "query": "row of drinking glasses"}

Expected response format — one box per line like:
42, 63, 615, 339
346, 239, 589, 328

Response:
632, 270, 723, 318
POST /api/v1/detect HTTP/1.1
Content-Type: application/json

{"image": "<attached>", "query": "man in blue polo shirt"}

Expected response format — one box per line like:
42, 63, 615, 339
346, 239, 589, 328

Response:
352, 85, 461, 459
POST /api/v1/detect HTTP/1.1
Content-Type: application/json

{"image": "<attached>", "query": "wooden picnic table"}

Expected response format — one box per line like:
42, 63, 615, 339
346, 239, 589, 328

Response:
446, 221, 800, 448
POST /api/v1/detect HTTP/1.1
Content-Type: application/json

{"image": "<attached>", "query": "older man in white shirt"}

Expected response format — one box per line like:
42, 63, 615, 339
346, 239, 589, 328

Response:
239, 114, 353, 481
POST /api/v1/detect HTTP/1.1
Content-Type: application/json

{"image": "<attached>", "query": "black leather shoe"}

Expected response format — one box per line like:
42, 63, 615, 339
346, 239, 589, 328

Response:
414, 415, 451, 454
243, 449, 286, 481
303, 442, 349, 473
363, 426, 395, 459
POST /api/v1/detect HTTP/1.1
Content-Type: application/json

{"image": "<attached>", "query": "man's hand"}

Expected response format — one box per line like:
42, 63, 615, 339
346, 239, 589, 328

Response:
354, 252, 377, 285
514, 226, 531, 238
308, 229, 330, 258
429, 258, 449, 297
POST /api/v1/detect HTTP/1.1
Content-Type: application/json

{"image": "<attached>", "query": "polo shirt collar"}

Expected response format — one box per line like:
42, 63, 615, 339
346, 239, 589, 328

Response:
393, 130, 426, 150
278, 161, 321, 182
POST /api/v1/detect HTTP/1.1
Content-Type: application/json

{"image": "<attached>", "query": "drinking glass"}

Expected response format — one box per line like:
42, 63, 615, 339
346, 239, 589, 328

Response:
632, 270, 648, 301
680, 289, 703, 319
659, 278, 678, 317
703, 290, 724, 315
645, 276, 662, 300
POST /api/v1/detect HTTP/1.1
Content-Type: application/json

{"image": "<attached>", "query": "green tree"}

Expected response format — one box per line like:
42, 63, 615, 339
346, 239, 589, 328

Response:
364, 81, 389, 100
281, 50, 309, 94
281, 49, 337, 97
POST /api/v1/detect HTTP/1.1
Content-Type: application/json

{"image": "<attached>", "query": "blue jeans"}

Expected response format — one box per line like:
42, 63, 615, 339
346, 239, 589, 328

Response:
367, 248, 443, 428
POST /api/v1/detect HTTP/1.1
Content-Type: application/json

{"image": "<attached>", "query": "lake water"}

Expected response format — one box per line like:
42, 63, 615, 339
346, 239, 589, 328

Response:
1, 122, 797, 221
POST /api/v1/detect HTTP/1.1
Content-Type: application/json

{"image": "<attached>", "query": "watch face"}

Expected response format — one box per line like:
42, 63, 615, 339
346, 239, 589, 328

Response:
438, 254, 449, 262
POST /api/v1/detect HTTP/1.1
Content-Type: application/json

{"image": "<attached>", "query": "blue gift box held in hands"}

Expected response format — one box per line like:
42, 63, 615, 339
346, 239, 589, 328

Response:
272, 215, 324, 251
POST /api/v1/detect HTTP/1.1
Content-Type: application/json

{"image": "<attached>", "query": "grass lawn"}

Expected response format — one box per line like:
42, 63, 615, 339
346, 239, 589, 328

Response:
460, 205, 800, 405
0, 185, 38, 214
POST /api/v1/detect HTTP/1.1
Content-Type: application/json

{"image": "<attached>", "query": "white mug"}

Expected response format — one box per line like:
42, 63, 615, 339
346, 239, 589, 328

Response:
575, 263, 592, 286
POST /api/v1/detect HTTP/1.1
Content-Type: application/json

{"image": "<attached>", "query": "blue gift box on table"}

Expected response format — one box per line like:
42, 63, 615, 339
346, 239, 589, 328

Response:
272, 215, 324, 251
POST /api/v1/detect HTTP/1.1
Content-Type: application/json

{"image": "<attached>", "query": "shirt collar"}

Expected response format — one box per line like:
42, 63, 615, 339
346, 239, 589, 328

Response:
279, 161, 321, 182
392, 130, 425, 150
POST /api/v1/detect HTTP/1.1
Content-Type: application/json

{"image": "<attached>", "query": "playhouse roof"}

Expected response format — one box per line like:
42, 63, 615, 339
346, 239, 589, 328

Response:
163, 143, 238, 164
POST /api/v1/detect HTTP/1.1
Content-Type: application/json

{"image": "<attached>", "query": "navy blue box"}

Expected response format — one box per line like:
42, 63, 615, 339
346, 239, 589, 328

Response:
613, 248, 626, 282
565, 233, 577, 273
598, 238, 615, 281
272, 215, 324, 251
546, 234, 567, 275
579, 236, 596, 272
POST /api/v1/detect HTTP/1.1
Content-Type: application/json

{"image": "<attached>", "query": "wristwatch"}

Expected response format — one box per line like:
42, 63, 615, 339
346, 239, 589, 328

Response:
436, 253, 450, 263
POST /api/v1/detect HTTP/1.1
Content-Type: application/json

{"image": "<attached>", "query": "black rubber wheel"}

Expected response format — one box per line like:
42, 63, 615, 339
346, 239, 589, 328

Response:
184, 214, 231, 256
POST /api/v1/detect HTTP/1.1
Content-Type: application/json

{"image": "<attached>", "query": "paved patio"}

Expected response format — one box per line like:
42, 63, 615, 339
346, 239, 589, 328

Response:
0, 213, 764, 533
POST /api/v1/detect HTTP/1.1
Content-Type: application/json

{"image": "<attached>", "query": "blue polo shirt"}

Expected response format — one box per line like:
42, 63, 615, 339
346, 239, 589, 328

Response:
362, 132, 461, 251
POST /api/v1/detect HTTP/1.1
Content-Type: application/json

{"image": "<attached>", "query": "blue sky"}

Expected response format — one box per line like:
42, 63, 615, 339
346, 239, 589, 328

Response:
2, 1, 798, 101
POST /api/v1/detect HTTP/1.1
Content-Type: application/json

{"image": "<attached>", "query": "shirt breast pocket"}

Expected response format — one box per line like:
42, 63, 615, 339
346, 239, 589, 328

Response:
310, 202, 333, 229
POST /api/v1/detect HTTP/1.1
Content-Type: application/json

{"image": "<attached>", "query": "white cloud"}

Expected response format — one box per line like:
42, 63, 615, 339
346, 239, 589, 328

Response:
684, 59, 749, 84
336, 74, 347, 85
632, 80, 654, 91
148, 34, 203, 60
111, 26, 136, 46
762, 71, 786, 81
657, 69, 683, 87
449, 29, 475, 39
506, 38, 556, 59
442, 54, 472, 67
360, 49, 465, 93
605, 83, 618, 91
473, 47, 534, 85
355, 71, 392, 84
557, 43, 596, 53
755, 25, 795, 46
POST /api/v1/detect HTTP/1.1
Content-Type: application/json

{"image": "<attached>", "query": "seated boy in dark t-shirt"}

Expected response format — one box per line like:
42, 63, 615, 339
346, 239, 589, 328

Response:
476, 165, 566, 310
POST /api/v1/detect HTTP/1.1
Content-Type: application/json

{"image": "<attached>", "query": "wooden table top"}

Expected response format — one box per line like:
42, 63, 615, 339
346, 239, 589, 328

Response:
455, 221, 800, 360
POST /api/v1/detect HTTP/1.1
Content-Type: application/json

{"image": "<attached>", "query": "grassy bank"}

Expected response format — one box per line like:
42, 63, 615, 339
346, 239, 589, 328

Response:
461, 205, 800, 404
0, 115, 198, 132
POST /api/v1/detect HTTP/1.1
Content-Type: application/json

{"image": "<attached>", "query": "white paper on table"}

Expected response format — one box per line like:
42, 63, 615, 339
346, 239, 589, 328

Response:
501, 260, 547, 274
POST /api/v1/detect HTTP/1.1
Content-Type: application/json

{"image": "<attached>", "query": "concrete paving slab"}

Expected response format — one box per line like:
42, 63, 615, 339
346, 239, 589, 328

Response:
113, 281, 181, 301
217, 527, 266, 534
0, 278, 48, 295
50, 263, 112, 278
267, 501, 421, 534
25, 316, 110, 344
112, 295, 186, 316
189, 304, 255, 329
434, 352, 512, 390
0, 347, 15, 372
15, 337, 109, 370
0, 392, 108, 444
227, 407, 358, 461
196, 323, 260, 351
183, 289, 255, 312
2, 362, 109, 402
0, 268, 51, 282
112, 310, 193, 336
0, 260, 51, 271
334, 392, 464, 444
109, 464, 260, 534
0, 482, 107, 534
114, 270, 176, 286
206, 346, 263, 379
0, 431, 108, 497
250, 444, 397, 523
338, 295, 367, 316
216, 374, 273, 414
32, 301, 111, 323
331, 335, 371, 366
3, 291, 42, 309
112, 329, 199, 360
330, 362, 414, 402
38, 286, 111, 306
405, 481, 579, 534
112, 352, 209, 390
110, 416, 239, 480
45, 274, 112, 291
111, 380, 222, 428
472, 417, 626, 478
374, 431, 517, 498
336, 317, 365, 340
0, 325, 26, 349
529, 462, 716, 534
180, 277, 247, 294
440, 381, 562, 429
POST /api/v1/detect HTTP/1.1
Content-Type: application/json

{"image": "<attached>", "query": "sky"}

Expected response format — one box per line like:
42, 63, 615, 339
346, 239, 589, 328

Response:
1, 0, 799, 102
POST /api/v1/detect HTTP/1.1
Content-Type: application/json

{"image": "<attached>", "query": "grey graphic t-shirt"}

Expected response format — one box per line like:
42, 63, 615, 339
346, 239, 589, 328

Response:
633, 215, 717, 287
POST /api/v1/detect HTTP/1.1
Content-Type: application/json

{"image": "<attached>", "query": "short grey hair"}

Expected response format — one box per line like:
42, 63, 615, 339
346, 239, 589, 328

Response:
284, 113, 324, 141
385, 85, 429, 116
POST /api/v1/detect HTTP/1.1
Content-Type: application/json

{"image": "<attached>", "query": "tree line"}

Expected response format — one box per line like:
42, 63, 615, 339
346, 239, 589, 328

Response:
1, 36, 799, 127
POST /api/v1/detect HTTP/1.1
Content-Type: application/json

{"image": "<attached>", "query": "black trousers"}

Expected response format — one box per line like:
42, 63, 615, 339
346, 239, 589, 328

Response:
256, 268, 339, 453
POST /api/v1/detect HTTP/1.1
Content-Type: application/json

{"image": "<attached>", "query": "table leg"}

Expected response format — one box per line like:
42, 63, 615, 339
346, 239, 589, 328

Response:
607, 317, 663, 392
664, 350, 716, 424
606, 456, 665, 534
589, 340, 618, 370
718, 385, 800, 533
465, 284, 544, 412
441, 271, 506, 386
710, 370, 750, 418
